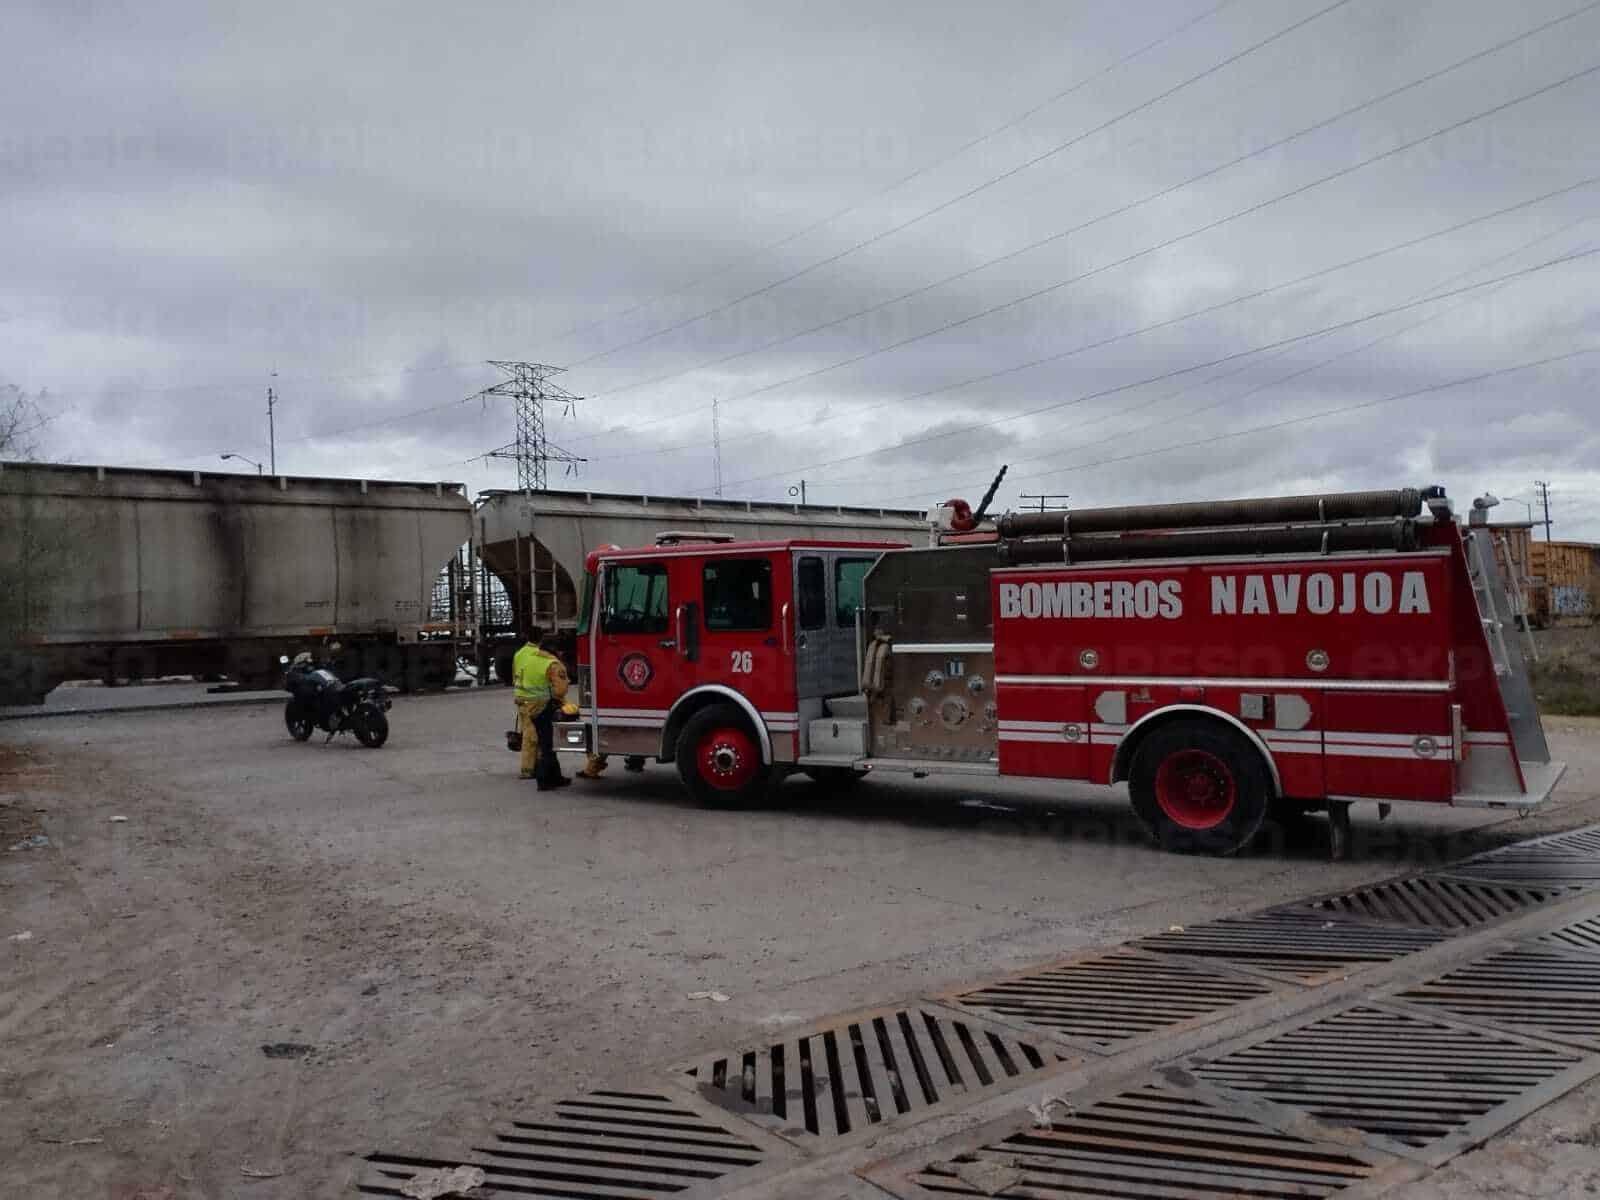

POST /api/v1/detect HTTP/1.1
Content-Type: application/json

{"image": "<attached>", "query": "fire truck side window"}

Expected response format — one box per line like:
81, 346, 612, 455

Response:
603, 563, 669, 634
835, 558, 875, 626
703, 558, 772, 632
796, 557, 826, 630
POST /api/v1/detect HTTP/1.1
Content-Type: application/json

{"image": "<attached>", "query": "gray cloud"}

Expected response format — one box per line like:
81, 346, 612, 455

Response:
6, 0, 1600, 536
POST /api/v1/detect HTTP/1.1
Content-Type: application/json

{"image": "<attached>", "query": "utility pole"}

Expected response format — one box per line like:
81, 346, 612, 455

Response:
712, 398, 724, 498
266, 374, 278, 475
1534, 480, 1554, 542
482, 361, 586, 491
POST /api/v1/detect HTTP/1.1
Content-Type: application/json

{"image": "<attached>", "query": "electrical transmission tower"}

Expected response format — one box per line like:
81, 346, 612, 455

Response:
482, 361, 586, 491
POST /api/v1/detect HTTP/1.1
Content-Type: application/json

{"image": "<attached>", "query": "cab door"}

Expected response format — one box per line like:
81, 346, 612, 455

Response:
691, 552, 798, 755
793, 551, 878, 700
592, 558, 678, 747
792, 554, 830, 701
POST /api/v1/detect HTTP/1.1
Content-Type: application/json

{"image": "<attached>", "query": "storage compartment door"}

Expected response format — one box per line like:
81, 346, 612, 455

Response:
995, 683, 1089, 780
1323, 691, 1454, 803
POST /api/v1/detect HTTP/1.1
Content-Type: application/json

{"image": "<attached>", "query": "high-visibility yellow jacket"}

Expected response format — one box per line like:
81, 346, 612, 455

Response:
513, 644, 558, 704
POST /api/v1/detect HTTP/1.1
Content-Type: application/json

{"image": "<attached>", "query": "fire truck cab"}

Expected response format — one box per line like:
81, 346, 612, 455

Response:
560, 487, 1564, 857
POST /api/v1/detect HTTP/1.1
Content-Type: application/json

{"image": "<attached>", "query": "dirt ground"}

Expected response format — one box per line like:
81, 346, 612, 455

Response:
2, 694, 1598, 1199
1401, 1072, 1600, 1199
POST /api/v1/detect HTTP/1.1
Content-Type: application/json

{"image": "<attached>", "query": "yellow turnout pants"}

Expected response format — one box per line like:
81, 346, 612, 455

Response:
516, 699, 541, 778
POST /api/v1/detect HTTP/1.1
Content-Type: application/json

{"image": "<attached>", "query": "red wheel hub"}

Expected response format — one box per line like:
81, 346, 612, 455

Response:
1154, 748, 1236, 830
697, 725, 759, 791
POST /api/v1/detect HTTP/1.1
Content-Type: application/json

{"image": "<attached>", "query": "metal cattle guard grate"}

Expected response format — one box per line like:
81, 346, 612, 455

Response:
686, 1005, 1060, 1140
1133, 911, 1447, 982
1512, 827, 1600, 858
362, 1091, 765, 1198
1442, 857, 1600, 887
1298, 876, 1574, 931
1448, 826, 1600, 888
899, 1083, 1385, 1199
1399, 947, 1600, 1048
947, 950, 1274, 1047
1193, 1005, 1585, 1150
1540, 914, 1600, 956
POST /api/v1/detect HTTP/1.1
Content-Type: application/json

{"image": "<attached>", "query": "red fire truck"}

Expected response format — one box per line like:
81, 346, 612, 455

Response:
557, 487, 1563, 857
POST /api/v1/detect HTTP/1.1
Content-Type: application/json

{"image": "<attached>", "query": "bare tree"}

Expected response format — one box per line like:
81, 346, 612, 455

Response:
0, 385, 51, 459
0, 387, 68, 701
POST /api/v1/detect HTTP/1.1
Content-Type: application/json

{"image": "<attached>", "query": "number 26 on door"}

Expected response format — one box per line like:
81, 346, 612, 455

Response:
730, 650, 754, 673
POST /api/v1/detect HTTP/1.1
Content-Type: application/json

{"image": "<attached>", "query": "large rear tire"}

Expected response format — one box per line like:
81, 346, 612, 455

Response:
1129, 719, 1271, 855
677, 703, 772, 808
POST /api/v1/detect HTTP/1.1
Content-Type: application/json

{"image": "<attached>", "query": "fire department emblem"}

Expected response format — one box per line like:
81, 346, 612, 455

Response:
618, 652, 653, 691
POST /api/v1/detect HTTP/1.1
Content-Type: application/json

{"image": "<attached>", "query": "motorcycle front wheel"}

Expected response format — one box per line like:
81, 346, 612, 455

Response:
285, 702, 315, 742
353, 706, 389, 749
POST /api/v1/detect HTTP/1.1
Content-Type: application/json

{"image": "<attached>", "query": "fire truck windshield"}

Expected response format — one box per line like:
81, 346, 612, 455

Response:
605, 563, 669, 634
576, 569, 595, 636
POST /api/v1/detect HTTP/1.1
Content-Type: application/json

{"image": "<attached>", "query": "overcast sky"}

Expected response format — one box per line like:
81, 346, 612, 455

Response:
6, 0, 1600, 535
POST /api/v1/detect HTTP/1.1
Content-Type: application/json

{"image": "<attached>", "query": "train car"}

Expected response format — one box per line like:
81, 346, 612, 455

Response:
0, 462, 472, 704
470, 487, 929, 681
1529, 539, 1600, 626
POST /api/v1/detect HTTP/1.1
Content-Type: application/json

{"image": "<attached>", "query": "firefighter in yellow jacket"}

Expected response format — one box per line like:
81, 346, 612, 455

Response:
513, 632, 579, 789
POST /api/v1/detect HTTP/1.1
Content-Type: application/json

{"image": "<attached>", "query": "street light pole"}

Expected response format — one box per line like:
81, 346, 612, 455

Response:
221, 453, 263, 475
1502, 495, 1535, 523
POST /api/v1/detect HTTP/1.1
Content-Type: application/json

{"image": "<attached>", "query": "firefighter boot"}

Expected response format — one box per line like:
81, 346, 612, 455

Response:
578, 754, 608, 780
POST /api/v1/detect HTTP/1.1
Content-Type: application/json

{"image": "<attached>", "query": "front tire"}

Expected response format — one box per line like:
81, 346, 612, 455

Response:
285, 702, 315, 742
1129, 719, 1271, 855
353, 707, 389, 749
677, 703, 771, 808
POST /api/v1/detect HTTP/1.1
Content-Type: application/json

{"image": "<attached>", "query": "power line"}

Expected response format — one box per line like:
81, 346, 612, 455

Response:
560, 0, 1361, 376
180, 387, 514, 466
576, 0, 1600, 414
41, 5, 1239, 410
714, 244, 1600, 494
592, 176, 1600, 473
539, 0, 1240, 357
839, 215, 1598, 501
1017, 349, 1596, 482
881, 348, 1596, 501
605, 59, 1600, 481
52, 354, 491, 402
695, 55, 1600, 492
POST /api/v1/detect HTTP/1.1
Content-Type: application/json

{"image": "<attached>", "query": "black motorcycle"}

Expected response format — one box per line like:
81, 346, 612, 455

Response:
283, 661, 391, 748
